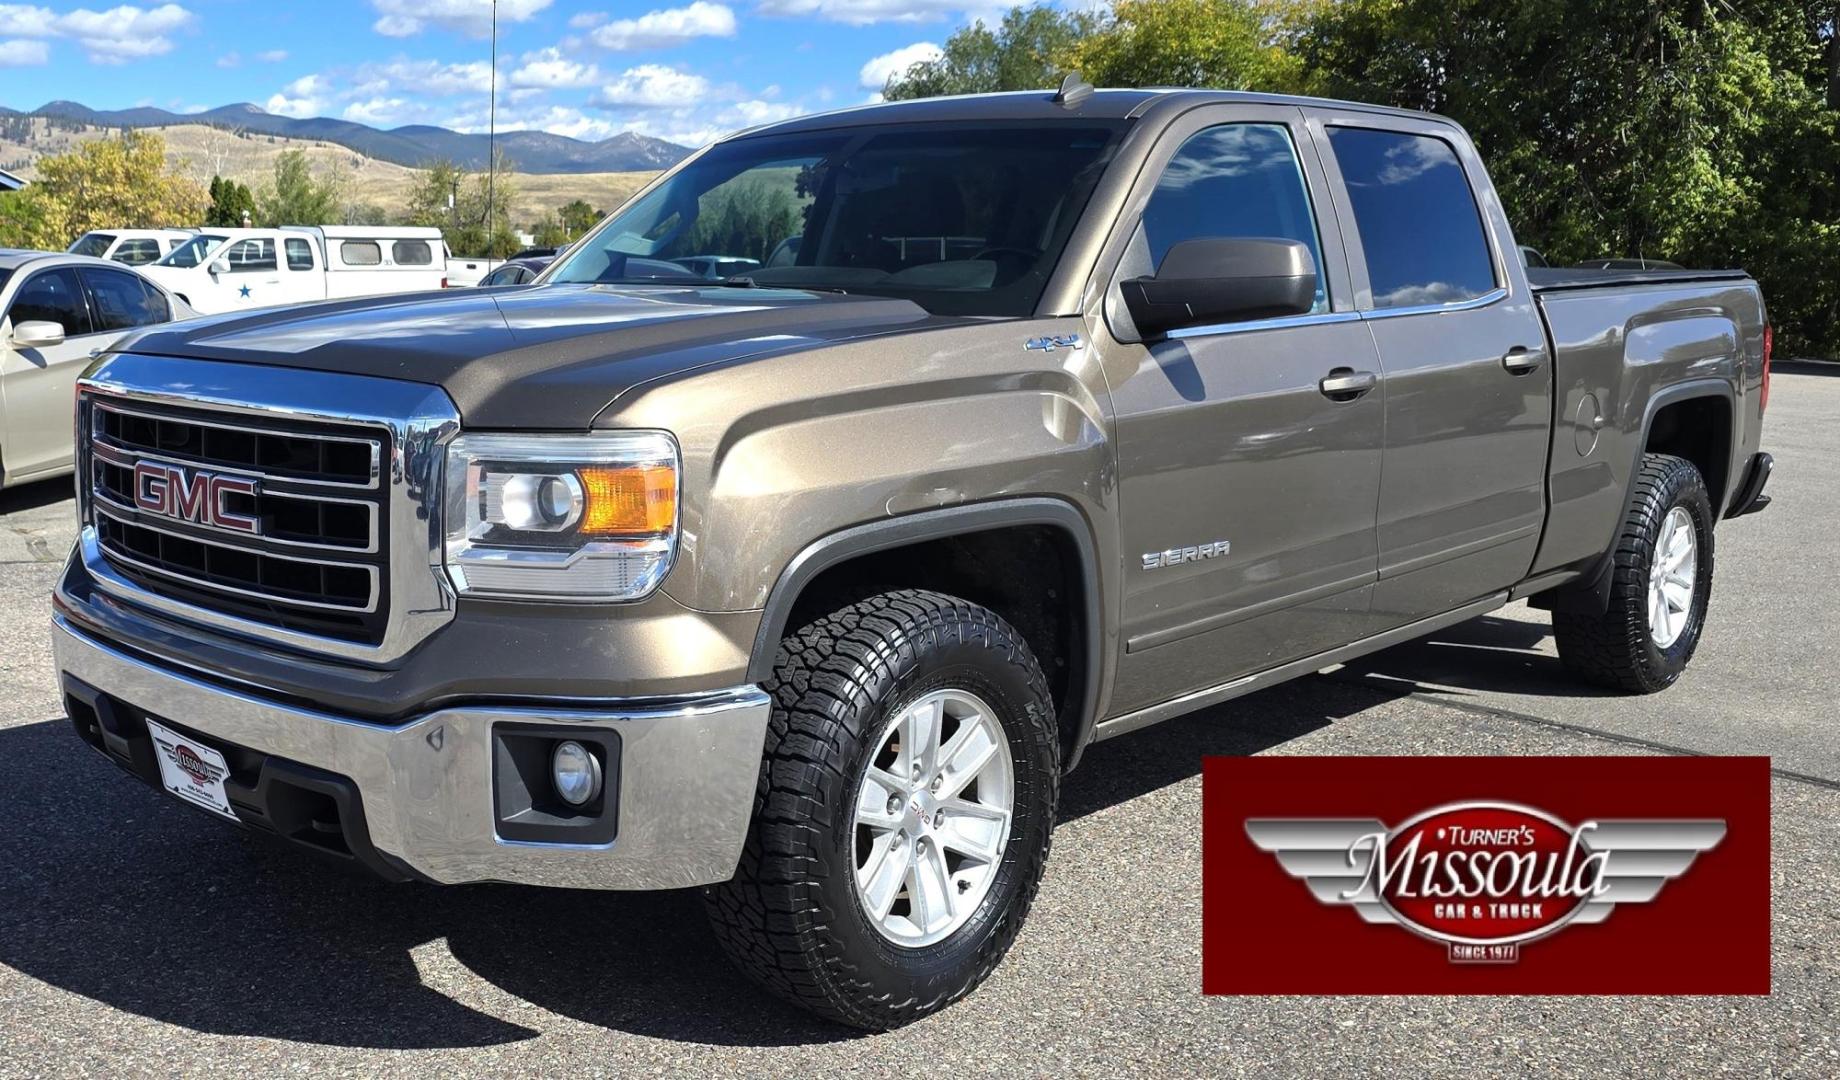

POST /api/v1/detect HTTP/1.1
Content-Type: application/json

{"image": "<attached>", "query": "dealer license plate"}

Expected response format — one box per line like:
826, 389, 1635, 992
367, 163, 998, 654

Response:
144, 718, 239, 821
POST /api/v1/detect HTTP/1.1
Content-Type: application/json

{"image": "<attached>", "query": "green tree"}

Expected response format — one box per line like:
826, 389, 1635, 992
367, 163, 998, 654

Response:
557, 198, 602, 239
883, 5, 1099, 99
1297, 0, 1840, 355
257, 150, 340, 225
205, 175, 258, 227
531, 213, 568, 247
405, 154, 520, 257
0, 131, 206, 249
1072, 0, 1307, 92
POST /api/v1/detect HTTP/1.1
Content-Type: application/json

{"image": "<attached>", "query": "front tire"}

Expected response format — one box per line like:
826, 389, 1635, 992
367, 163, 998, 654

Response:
703, 590, 1059, 1030
1554, 453, 1715, 693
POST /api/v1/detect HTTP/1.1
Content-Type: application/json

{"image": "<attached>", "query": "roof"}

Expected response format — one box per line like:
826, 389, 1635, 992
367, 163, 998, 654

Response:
0, 248, 55, 270
0, 250, 144, 271
727, 87, 1443, 141
0, 168, 24, 191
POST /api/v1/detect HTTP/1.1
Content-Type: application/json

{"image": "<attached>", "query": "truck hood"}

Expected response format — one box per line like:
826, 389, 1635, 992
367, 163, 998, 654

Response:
118, 283, 953, 428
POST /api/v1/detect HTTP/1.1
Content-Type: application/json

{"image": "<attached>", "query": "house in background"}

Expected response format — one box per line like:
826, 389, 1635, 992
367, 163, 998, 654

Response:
0, 168, 25, 192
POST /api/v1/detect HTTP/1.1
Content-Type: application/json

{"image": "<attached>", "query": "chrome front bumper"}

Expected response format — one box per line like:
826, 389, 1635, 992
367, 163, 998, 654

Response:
52, 615, 771, 890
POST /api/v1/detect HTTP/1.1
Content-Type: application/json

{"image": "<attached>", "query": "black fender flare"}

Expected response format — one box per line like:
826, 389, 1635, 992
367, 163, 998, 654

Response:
747, 497, 1107, 770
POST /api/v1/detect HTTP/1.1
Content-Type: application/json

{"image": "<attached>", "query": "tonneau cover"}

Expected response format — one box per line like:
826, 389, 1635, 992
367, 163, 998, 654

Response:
1527, 267, 1752, 293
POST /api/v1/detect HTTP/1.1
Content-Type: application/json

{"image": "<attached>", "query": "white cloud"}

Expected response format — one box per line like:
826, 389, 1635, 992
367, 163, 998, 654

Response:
0, 37, 47, 65
858, 41, 940, 90
590, 64, 711, 108
360, 56, 494, 96
215, 49, 239, 67
510, 46, 600, 89
0, 3, 194, 63
589, 2, 735, 51
266, 73, 332, 117
756, 0, 962, 25
256, 48, 288, 62
343, 96, 408, 124
370, 0, 551, 38
567, 11, 606, 29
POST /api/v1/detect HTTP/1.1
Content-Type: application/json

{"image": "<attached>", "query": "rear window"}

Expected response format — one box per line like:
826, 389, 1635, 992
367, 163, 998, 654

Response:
69, 233, 115, 258
1326, 127, 1498, 309
285, 237, 315, 271
341, 240, 382, 266
391, 239, 433, 265
113, 238, 162, 265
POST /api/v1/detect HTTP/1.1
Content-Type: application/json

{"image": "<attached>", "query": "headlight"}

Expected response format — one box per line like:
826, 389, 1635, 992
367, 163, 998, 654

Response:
443, 431, 679, 601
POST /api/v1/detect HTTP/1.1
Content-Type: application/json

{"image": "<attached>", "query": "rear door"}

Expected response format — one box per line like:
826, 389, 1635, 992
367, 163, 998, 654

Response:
1099, 104, 1387, 716
282, 236, 326, 301
1, 267, 98, 479
1308, 110, 1552, 622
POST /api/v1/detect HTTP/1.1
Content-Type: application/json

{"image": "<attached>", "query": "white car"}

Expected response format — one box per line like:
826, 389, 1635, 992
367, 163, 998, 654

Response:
138, 225, 448, 314
66, 229, 197, 267
0, 249, 195, 488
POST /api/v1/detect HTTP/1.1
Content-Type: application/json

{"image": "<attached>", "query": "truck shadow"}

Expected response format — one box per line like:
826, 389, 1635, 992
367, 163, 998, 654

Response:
0, 613, 1584, 1050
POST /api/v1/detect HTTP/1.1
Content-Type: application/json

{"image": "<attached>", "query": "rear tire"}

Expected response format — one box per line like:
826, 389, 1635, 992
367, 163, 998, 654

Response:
1554, 453, 1715, 693
703, 589, 1059, 1030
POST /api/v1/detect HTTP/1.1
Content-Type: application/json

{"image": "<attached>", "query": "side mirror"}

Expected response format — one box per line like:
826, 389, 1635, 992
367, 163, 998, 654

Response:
208, 258, 230, 275
10, 320, 65, 348
1121, 238, 1319, 339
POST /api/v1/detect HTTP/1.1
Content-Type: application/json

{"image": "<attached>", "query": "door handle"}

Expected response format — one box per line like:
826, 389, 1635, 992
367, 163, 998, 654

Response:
1502, 346, 1546, 374
1318, 368, 1378, 401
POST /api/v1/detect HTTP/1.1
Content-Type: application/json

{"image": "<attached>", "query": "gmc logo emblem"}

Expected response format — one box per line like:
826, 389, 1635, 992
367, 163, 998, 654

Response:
132, 460, 261, 534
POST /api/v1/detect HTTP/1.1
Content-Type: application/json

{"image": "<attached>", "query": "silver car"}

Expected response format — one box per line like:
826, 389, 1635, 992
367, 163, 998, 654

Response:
1, 250, 195, 488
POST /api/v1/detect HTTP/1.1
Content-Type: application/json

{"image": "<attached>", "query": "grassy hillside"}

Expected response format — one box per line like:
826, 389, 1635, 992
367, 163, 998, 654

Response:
0, 118, 658, 227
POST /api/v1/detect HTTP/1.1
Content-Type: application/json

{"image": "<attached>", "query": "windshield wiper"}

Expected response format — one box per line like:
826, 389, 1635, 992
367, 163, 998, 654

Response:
722, 276, 849, 295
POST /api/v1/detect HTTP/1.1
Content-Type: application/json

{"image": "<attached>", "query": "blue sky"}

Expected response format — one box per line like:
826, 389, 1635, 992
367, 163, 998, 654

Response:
0, 0, 1021, 147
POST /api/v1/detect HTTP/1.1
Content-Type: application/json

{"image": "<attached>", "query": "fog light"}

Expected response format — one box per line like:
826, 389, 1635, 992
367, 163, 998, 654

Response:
551, 740, 602, 807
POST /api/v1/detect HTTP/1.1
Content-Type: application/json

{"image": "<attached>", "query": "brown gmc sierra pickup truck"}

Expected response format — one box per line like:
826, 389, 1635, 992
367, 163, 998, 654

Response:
52, 84, 1772, 1028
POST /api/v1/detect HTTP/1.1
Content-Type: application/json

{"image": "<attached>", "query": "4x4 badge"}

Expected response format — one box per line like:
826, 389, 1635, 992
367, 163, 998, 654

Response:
1024, 333, 1082, 352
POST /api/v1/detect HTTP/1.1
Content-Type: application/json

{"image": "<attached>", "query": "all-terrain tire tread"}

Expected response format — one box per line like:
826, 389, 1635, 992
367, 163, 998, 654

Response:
703, 589, 1058, 1030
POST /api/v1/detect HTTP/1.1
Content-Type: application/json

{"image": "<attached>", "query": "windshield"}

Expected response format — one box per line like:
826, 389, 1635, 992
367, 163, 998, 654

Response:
68, 233, 115, 258
159, 234, 229, 268
548, 122, 1127, 316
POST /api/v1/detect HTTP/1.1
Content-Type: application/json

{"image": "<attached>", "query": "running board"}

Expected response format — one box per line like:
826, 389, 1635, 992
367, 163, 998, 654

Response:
1092, 592, 1511, 742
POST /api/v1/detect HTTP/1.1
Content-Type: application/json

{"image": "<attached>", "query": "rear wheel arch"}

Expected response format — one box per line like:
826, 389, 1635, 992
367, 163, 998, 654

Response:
1637, 380, 1734, 514
749, 498, 1105, 770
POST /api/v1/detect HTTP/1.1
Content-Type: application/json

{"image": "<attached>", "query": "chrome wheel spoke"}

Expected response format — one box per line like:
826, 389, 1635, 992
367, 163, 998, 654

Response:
935, 717, 1000, 801
901, 696, 943, 781
1646, 506, 1698, 648
858, 834, 907, 920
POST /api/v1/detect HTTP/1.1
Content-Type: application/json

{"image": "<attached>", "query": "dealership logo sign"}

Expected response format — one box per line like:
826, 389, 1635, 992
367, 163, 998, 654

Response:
1246, 802, 1725, 963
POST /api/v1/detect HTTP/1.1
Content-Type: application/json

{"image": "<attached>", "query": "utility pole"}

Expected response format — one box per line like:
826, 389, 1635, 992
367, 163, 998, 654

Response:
486, 0, 497, 257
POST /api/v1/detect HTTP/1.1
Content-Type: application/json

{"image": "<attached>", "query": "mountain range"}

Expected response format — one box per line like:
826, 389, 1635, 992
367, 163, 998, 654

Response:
0, 100, 691, 174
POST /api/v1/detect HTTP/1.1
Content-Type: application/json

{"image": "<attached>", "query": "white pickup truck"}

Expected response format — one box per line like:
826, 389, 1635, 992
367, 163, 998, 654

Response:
138, 225, 447, 314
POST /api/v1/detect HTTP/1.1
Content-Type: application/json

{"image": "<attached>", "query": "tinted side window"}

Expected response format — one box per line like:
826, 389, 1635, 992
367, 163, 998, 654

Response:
1138, 123, 1328, 311
8, 269, 94, 336
113, 239, 162, 265
84, 269, 168, 331
391, 239, 433, 265
1326, 127, 1497, 309
225, 238, 278, 272
285, 238, 315, 271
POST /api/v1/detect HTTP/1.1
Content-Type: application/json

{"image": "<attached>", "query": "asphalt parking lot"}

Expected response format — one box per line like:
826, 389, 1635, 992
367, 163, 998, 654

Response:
0, 365, 1834, 1079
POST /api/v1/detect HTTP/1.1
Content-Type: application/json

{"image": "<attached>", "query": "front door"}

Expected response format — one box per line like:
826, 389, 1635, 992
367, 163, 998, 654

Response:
1, 268, 99, 479
1099, 106, 1387, 717
217, 236, 285, 309
1309, 111, 1554, 622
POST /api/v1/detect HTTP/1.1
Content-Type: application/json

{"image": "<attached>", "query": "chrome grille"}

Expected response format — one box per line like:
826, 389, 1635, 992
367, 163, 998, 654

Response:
84, 398, 391, 643
75, 354, 462, 665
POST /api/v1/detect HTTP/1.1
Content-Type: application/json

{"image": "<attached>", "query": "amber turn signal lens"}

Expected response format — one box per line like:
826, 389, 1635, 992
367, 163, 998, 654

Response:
577, 464, 676, 535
